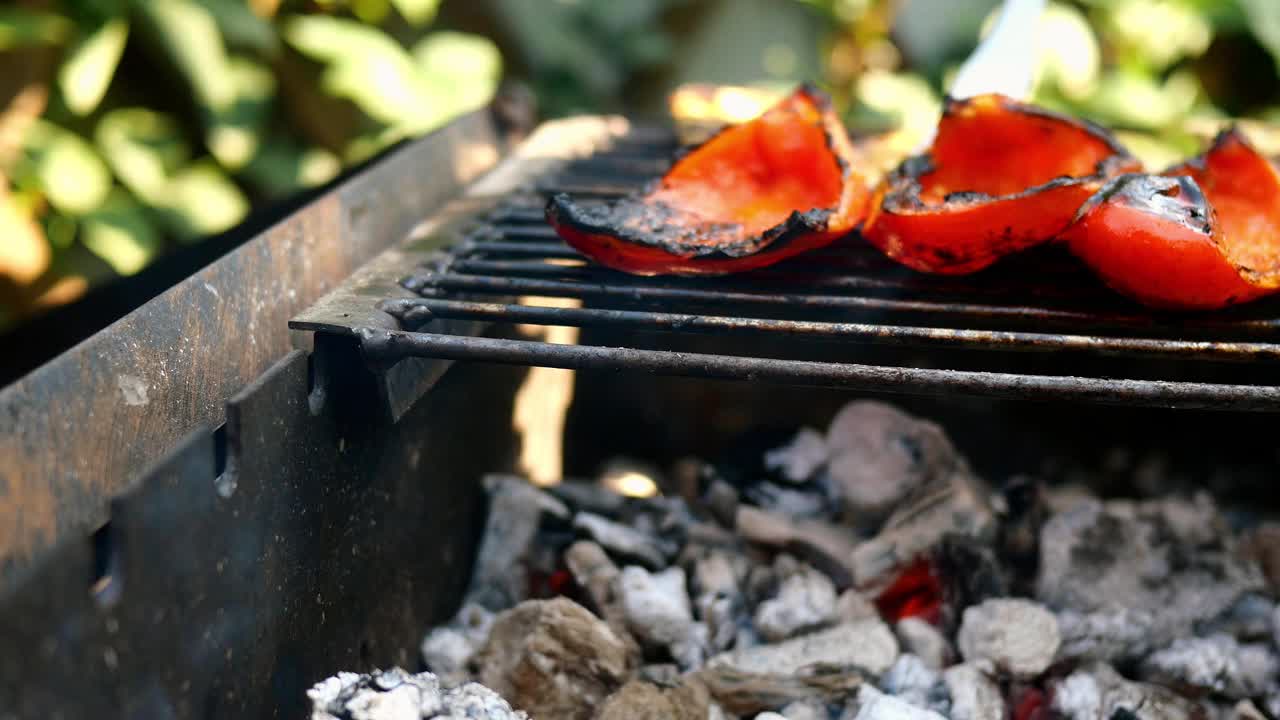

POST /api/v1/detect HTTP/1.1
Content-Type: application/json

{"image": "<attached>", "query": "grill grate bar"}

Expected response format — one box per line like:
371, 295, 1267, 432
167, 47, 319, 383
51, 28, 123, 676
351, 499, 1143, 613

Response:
381, 297, 1280, 362
356, 329, 1280, 411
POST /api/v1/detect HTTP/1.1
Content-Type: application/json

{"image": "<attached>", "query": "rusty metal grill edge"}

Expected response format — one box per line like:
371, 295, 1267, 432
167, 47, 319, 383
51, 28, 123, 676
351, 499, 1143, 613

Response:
293, 121, 1280, 412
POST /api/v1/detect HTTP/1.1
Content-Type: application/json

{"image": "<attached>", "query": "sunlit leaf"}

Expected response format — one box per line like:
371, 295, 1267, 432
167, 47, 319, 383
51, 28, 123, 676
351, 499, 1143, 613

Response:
1034, 2, 1099, 102
1104, 0, 1212, 71
0, 183, 51, 285
0, 9, 71, 49
81, 189, 162, 275
24, 120, 112, 216
135, 0, 236, 113
1084, 69, 1201, 130
413, 32, 503, 113
390, 0, 442, 26
1239, 0, 1280, 73
159, 161, 249, 239
206, 57, 276, 170
284, 15, 435, 130
96, 108, 189, 204
852, 69, 941, 145
58, 18, 129, 116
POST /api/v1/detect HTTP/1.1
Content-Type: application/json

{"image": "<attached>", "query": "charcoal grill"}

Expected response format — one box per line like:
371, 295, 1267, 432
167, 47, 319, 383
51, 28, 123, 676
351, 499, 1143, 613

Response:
4, 105, 1280, 720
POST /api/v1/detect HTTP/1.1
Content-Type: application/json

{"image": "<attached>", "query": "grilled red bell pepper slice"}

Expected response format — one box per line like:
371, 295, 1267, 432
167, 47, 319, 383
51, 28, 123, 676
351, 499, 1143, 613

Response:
1065, 130, 1280, 310
546, 85, 870, 276
863, 94, 1139, 274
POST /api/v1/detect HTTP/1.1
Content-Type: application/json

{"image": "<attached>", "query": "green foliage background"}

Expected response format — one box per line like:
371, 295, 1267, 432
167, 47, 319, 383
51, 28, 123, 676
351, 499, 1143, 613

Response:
1, 0, 1278, 331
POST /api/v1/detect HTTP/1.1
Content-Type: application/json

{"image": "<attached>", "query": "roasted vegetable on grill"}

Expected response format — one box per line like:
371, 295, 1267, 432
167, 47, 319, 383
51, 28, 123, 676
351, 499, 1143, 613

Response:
1065, 130, 1280, 310
863, 94, 1140, 274
546, 85, 870, 276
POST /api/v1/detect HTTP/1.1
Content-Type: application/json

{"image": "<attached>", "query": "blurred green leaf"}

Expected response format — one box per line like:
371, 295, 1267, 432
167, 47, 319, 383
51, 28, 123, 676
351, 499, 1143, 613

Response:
206, 57, 276, 170
1084, 68, 1201, 130
1035, 2, 1099, 102
1239, 0, 1280, 73
240, 136, 340, 195
391, 0, 442, 26
203, 0, 278, 55
96, 108, 190, 204
159, 160, 249, 239
135, 0, 237, 113
23, 120, 112, 216
283, 15, 436, 130
0, 9, 71, 49
1103, 0, 1212, 71
58, 18, 129, 116
81, 189, 162, 275
851, 69, 940, 138
413, 31, 502, 112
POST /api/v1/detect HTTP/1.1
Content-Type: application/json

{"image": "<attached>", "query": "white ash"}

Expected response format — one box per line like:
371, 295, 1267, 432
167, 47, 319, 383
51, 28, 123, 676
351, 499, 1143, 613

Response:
894, 618, 951, 670
306, 668, 526, 720
419, 602, 493, 686
879, 654, 950, 716
1200, 593, 1278, 643
1264, 694, 1280, 720
467, 475, 569, 611
1052, 662, 1206, 720
849, 471, 996, 590
1055, 607, 1158, 664
756, 713, 788, 720
709, 619, 899, 678
753, 564, 838, 642
825, 401, 968, 526
764, 426, 828, 484
617, 565, 707, 668
942, 664, 1002, 720
1139, 634, 1279, 699
1036, 497, 1265, 640
1234, 699, 1269, 720
956, 598, 1060, 678
848, 684, 947, 720
574, 512, 670, 569
778, 699, 829, 720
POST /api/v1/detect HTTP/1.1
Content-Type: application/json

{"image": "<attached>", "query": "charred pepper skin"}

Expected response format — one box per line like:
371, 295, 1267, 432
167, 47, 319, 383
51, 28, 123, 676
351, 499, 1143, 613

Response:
1065, 130, 1280, 311
546, 85, 871, 276
863, 94, 1139, 275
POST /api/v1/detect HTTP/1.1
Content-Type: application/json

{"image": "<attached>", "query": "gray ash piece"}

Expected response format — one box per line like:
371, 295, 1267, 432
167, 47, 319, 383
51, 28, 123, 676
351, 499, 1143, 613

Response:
311, 399, 1280, 720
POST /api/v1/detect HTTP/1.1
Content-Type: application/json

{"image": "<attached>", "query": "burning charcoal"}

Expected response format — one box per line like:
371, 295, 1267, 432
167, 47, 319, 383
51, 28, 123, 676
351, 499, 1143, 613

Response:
764, 427, 829, 485
616, 565, 707, 668
306, 668, 528, 720
825, 401, 969, 526
1139, 634, 1279, 699
419, 601, 493, 686
694, 663, 866, 716
1055, 608, 1157, 664
594, 679, 710, 720
957, 598, 1060, 679
468, 475, 570, 612
474, 597, 633, 720
848, 471, 996, 591
880, 654, 951, 716
1051, 662, 1205, 720
1037, 498, 1264, 642
573, 512, 670, 569
753, 564, 838, 642
895, 618, 953, 670
942, 664, 1003, 720
709, 619, 899, 678
847, 684, 947, 720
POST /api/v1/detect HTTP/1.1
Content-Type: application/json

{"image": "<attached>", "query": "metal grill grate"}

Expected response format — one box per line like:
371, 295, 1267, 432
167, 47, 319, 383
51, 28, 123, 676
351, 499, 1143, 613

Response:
297, 125, 1280, 412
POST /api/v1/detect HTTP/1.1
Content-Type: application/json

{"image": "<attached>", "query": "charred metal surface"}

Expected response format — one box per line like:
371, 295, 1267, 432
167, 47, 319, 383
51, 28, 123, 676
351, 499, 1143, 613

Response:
0, 108, 501, 588
0, 349, 528, 719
